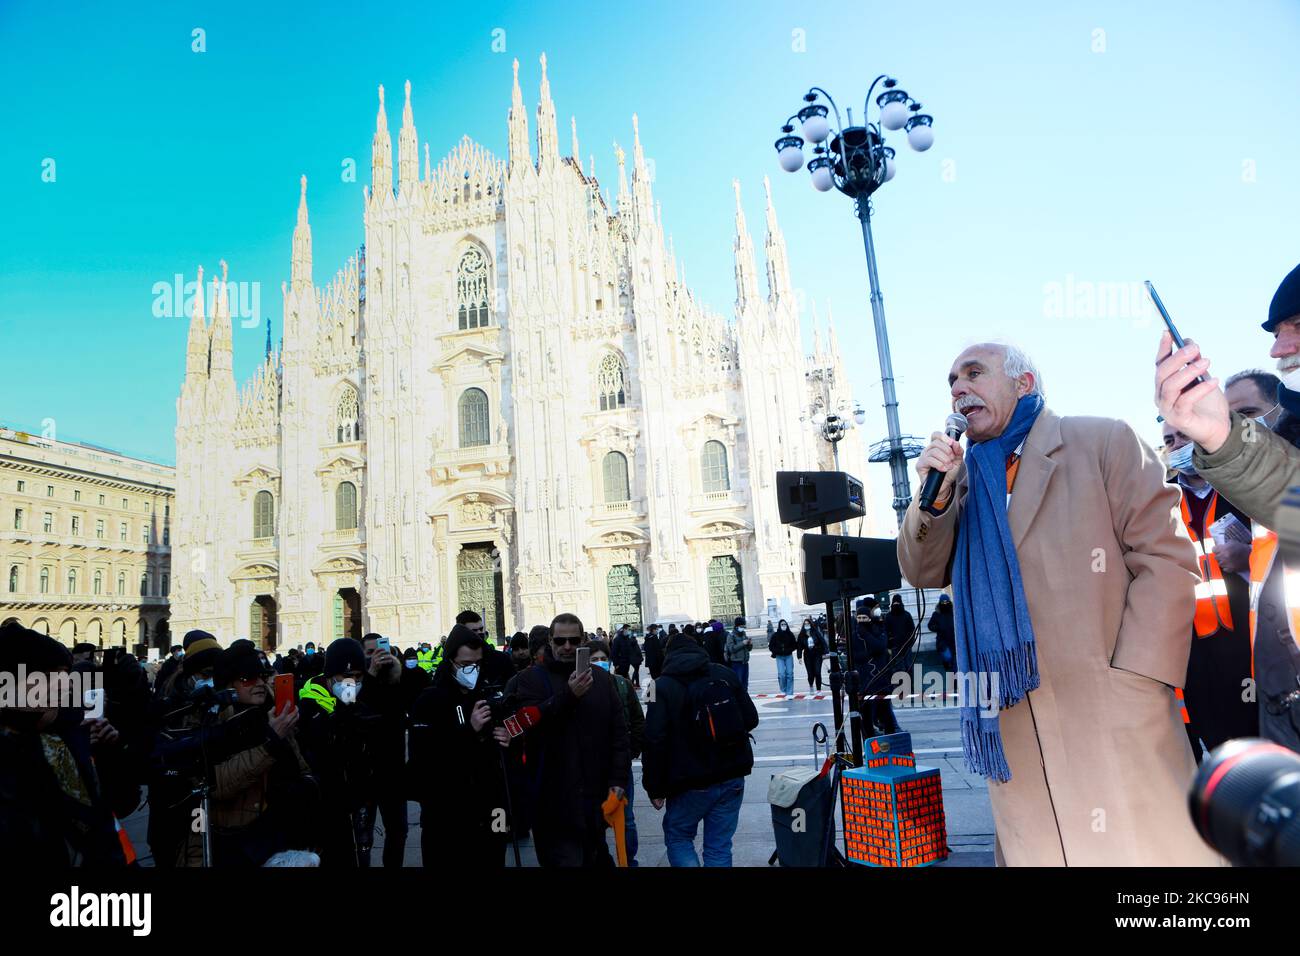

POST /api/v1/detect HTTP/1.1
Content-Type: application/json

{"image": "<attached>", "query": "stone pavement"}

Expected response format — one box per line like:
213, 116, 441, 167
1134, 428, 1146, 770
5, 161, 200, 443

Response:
122, 649, 995, 867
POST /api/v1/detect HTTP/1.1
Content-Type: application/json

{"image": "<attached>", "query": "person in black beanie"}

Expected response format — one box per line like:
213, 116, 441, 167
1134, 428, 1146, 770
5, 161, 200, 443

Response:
295, 637, 405, 866
0, 621, 127, 866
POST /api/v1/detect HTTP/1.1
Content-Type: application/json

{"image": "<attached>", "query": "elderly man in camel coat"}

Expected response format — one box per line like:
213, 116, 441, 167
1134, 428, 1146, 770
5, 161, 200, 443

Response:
898, 342, 1219, 866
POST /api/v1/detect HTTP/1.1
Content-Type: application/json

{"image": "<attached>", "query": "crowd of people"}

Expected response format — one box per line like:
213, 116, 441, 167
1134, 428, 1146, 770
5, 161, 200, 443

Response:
0, 607, 776, 869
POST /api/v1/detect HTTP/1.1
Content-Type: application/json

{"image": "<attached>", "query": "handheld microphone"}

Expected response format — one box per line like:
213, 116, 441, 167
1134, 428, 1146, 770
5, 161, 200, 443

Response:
917, 413, 969, 510
502, 705, 543, 739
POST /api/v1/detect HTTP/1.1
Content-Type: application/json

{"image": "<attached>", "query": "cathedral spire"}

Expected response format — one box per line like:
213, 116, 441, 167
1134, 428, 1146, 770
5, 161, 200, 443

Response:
291, 175, 312, 292
424, 142, 430, 181
732, 180, 760, 317
265, 316, 272, 360
826, 300, 841, 355
507, 58, 532, 173
631, 114, 655, 226
614, 141, 629, 213
535, 53, 559, 169
570, 116, 580, 163
762, 175, 793, 309
185, 264, 208, 378
811, 299, 823, 358
209, 260, 233, 376
398, 80, 419, 192
371, 84, 393, 198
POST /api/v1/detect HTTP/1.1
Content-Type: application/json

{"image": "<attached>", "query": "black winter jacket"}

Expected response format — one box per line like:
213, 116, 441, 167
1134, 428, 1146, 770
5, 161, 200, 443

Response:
768, 626, 797, 657
642, 640, 758, 800
643, 633, 665, 679
512, 651, 631, 836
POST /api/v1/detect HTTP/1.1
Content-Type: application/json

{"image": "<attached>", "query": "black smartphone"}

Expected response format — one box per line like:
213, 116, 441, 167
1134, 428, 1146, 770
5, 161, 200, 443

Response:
1146, 280, 1207, 385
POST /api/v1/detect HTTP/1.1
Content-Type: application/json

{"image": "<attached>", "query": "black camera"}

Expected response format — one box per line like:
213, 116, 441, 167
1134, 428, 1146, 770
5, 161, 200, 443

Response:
1189, 737, 1300, 866
479, 683, 513, 724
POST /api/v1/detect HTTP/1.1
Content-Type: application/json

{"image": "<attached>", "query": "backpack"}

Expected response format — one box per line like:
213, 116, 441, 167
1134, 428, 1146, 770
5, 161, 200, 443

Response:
684, 673, 747, 751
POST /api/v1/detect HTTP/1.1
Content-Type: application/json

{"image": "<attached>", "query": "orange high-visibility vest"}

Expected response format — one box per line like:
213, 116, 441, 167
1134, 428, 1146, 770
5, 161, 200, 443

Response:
1180, 492, 1234, 637
1245, 523, 1300, 679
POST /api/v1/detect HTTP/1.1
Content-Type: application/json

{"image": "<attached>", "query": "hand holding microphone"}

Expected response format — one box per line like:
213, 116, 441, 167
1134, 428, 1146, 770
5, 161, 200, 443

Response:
916, 413, 968, 510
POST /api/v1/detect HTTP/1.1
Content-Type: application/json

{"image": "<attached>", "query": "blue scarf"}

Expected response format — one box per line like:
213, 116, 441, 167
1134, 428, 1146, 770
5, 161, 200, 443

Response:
952, 393, 1044, 782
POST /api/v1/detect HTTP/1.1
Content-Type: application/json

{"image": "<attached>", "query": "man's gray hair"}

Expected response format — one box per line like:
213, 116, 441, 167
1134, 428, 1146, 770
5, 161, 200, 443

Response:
966, 341, 1045, 397
1001, 344, 1044, 398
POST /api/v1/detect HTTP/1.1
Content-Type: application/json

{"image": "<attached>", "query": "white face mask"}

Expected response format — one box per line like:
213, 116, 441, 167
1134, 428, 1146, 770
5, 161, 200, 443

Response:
1281, 366, 1300, 393
1167, 442, 1196, 476
454, 664, 479, 690
192, 676, 214, 691
332, 678, 359, 705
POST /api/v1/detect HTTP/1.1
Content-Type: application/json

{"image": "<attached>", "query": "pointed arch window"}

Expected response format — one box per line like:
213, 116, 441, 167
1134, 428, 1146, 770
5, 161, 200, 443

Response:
458, 388, 490, 447
254, 490, 275, 538
336, 481, 358, 530
597, 353, 627, 411
456, 246, 491, 330
702, 440, 730, 493
335, 386, 360, 443
602, 451, 631, 503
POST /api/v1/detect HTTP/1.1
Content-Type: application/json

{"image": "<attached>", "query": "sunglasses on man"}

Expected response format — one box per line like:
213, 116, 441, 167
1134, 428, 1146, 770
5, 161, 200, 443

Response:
551, 635, 582, 647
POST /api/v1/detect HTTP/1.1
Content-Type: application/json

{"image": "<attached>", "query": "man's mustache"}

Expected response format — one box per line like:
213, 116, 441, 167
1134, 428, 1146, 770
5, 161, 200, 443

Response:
955, 395, 985, 412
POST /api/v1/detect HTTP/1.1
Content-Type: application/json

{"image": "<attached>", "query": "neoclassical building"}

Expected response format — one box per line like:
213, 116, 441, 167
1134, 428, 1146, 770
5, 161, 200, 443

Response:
169, 56, 869, 650
0, 427, 174, 649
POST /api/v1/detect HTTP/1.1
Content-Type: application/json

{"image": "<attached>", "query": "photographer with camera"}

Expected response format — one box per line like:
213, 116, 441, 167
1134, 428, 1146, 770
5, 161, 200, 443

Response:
174, 641, 319, 866
146, 630, 227, 867
408, 623, 516, 868
296, 637, 406, 867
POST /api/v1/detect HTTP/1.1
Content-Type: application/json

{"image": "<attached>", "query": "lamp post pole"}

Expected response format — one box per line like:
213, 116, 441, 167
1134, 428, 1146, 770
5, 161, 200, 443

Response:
857, 198, 912, 529
774, 75, 934, 532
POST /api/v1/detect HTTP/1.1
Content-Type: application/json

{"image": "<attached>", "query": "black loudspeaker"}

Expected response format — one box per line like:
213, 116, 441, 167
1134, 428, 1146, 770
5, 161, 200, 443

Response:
800, 534, 901, 606
775, 471, 866, 530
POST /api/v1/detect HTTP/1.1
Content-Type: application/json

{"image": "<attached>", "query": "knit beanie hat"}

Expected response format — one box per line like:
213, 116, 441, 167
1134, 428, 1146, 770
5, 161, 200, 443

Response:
323, 637, 366, 679
182, 636, 222, 676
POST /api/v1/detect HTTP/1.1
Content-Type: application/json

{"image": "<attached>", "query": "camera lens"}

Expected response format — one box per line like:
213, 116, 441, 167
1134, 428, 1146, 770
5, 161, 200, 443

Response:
1189, 738, 1300, 866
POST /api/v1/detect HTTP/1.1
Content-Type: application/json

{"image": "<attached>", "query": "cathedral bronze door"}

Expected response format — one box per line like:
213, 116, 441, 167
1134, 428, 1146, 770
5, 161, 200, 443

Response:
333, 588, 361, 640
707, 555, 745, 623
606, 564, 643, 633
458, 544, 504, 643
251, 595, 277, 652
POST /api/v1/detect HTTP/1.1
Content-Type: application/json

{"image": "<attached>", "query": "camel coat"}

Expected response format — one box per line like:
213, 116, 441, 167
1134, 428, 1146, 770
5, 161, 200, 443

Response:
898, 408, 1221, 866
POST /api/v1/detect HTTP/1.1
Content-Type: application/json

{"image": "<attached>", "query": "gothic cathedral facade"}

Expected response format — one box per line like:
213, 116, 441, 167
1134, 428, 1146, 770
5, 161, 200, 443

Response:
170, 56, 870, 649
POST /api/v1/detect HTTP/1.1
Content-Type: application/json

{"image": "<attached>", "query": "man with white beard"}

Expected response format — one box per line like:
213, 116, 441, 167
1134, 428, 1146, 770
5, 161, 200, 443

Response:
1156, 262, 1300, 755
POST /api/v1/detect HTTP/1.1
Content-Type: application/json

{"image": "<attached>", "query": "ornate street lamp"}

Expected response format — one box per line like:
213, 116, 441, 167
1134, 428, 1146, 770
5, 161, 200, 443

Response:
774, 76, 933, 529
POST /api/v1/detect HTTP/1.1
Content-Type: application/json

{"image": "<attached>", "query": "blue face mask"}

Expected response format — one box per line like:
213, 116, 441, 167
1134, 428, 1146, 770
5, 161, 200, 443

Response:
193, 677, 214, 691
593, 660, 612, 672
404, 659, 418, 670
1167, 442, 1196, 476
305, 648, 315, 656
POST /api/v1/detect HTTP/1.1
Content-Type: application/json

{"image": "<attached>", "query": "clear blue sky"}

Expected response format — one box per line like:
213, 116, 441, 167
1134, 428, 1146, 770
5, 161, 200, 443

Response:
2, 0, 1297, 532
